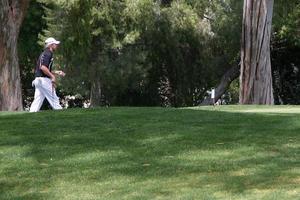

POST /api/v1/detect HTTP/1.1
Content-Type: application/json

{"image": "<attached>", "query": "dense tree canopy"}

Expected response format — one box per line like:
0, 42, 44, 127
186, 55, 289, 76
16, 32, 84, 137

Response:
16, 0, 300, 109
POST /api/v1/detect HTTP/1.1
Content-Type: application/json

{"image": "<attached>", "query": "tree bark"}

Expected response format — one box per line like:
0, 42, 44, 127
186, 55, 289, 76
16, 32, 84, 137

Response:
90, 79, 102, 107
201, 65, 240, 105
239, 0, 274, 104
0, 0, 29, 111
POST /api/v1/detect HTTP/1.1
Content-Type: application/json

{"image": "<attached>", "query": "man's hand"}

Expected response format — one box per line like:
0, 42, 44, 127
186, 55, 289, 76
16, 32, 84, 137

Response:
54, 70, 66, 77
51, 76, 56, 85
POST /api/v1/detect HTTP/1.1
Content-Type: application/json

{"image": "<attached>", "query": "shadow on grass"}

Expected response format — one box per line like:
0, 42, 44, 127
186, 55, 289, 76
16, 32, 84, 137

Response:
0, 107, 299, 199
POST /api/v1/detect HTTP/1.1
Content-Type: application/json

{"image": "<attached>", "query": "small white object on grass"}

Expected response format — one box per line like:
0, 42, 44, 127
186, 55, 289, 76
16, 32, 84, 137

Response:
211, 88, 215, 105
211, 88, 215, 99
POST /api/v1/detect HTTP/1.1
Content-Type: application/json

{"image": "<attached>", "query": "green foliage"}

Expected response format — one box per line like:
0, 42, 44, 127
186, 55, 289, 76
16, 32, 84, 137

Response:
18, 0, 300, 107
272, 1, 300, 104
38, 0, 94, 96
224, 78, 239, 104
21, 0, 245, 107
39, 0, 218, 106
121, 0, 216, 106
274, 1, 300, 46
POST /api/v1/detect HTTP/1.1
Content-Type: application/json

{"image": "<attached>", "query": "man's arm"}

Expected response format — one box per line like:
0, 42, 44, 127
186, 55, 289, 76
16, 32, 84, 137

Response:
40, 65, 56, 82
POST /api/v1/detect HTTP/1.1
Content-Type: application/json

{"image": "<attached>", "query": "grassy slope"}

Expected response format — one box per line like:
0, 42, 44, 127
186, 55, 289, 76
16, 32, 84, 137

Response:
0, 106, 299, 200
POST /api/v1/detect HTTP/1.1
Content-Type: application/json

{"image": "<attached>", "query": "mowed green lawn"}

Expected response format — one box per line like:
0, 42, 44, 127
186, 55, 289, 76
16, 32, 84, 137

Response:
0, 106, 299, 200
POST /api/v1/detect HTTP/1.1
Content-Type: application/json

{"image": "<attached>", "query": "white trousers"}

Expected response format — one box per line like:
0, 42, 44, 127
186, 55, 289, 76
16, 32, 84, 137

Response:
29, 77, 62, 112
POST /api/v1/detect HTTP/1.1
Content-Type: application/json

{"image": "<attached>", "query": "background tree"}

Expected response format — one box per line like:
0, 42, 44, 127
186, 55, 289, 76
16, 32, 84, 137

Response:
201, 0, 243, 105
39, 0, 215, 107
17, 0, 300, 108
0, 0, 30, 111
240, 0, 274, 104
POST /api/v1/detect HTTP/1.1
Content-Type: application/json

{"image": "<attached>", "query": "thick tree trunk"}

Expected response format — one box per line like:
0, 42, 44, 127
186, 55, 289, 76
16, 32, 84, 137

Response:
201, 65, 240, 105
90, 79, 102, 107
239, 0, 274, 104
0, 0, 29, 111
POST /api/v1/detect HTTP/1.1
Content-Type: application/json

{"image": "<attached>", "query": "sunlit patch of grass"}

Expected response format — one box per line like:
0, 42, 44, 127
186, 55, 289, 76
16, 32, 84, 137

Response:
0, 111, 28, 116
189, 105, 300, 114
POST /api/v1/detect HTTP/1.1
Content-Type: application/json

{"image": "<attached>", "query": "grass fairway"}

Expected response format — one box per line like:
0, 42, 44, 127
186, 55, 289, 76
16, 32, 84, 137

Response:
0, 106, 299, 200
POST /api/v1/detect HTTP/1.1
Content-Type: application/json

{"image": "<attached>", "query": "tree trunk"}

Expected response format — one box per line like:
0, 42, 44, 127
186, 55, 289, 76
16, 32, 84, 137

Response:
0, 0, 29, 111
239, 0, 274, 104
201, 65, 240, 105
90, 79, 102, 107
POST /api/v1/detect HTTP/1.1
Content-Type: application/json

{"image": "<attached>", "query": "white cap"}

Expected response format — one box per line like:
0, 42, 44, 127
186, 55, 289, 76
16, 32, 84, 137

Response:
45, 37, 60, 47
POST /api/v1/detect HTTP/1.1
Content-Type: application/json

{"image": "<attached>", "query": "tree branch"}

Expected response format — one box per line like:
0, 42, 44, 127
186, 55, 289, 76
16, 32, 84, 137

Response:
201, 64, 240, 105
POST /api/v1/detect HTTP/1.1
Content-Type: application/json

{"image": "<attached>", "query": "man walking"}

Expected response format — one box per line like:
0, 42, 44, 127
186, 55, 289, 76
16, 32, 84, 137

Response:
29, 37, 65, 112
